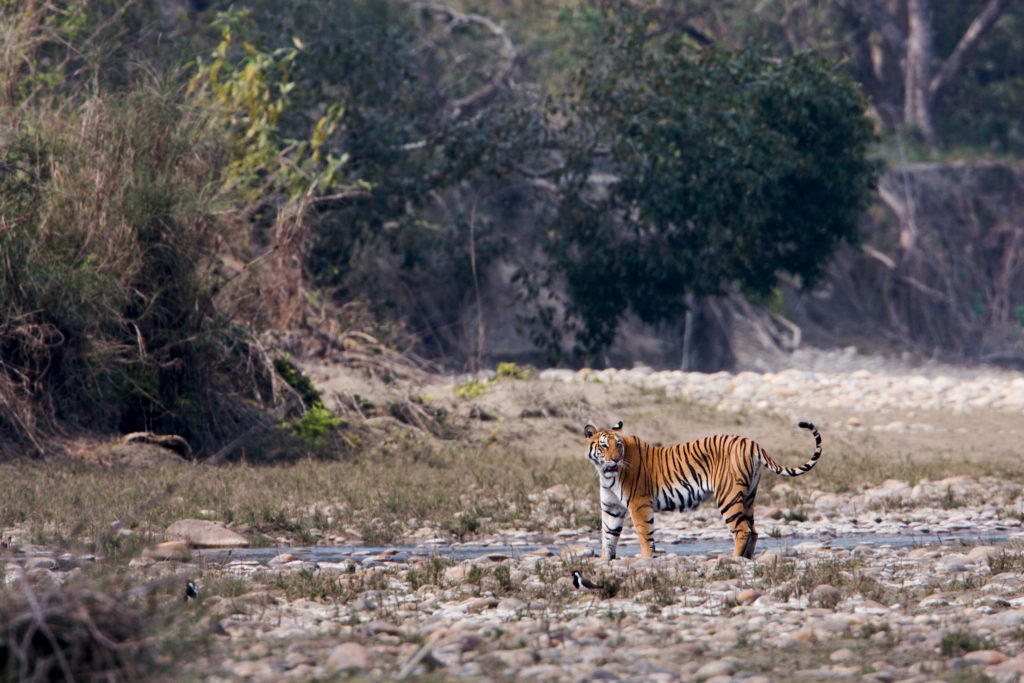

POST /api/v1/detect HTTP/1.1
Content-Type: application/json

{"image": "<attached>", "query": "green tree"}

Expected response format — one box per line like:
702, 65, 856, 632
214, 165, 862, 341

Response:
227, 0, 547, 358
547, 6, 879, 360
665, 0, 1024, 155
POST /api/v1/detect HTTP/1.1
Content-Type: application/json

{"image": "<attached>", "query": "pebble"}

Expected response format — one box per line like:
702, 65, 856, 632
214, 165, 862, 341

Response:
326, 642, 371, 672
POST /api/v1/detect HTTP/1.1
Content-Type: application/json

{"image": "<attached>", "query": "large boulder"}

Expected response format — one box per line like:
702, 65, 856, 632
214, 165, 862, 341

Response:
143, 540, 190, 561
165, 519, 248, 549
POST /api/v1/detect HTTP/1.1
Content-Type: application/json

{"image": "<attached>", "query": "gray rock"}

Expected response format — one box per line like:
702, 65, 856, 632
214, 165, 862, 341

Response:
694, 660, 735, 678
165, 519, 248, 549
143, 540, 190, 561
326, 642, 371, 672
485, 648, 540, 669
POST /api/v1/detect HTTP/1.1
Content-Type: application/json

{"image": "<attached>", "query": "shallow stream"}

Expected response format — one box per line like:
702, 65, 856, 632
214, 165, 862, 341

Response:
196, 529, 1019, 566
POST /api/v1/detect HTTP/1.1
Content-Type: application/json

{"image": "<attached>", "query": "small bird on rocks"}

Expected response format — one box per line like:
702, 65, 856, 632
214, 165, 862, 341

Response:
571, 570, 601, 591
571, 570, 619, 604
184, 581, 199, 602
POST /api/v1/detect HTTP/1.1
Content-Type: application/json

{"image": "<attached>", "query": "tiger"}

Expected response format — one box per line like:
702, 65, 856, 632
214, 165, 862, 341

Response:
583, 420, 822, 560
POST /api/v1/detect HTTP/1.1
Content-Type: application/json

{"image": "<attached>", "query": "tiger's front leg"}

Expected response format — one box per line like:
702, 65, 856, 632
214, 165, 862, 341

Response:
599, 486, 626, 561
628, 500, 656, 558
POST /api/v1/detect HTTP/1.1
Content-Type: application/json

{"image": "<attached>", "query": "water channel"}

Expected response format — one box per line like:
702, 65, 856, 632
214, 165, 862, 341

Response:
196, 529, 1020, 566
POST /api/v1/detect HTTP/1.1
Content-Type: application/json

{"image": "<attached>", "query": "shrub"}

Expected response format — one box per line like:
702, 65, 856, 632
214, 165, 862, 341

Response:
0, 81, 287, 456
0, 576, 155, 680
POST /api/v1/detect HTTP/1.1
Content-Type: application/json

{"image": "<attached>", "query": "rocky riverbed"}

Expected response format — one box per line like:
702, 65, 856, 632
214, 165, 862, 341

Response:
538, 346, 1024, 419
6, 348, 1024, 681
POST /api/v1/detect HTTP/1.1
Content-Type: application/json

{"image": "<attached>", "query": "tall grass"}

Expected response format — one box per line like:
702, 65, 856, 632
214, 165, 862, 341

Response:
0, 80, 288, 456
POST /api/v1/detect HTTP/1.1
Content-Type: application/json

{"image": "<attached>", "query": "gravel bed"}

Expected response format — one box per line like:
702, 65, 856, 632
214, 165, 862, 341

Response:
539, 347, 1024, 418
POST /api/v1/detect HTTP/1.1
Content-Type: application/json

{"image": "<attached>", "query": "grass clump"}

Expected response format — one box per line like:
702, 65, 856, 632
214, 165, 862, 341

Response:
407, 556, 455, 591
0, 575, 159, 681
496, 362, 533, 379
940, 629, 994, 656
273, 569, 349, 600
456, 362, 534, 399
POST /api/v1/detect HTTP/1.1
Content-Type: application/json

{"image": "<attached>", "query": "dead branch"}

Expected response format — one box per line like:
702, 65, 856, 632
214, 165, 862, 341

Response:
411, 2, 520, 121
4, 573, 154, 681
929, 0, 1010, 101
15, 574, 76, 682
120, 431, 193, 460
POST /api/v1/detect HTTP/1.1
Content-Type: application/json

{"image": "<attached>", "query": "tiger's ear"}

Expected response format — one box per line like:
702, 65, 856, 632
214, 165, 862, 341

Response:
584, 424, 596, 438
611, 421, 623, 431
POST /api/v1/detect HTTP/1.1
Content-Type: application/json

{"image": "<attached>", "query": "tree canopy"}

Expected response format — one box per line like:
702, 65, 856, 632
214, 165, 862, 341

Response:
545, 7, 879, 359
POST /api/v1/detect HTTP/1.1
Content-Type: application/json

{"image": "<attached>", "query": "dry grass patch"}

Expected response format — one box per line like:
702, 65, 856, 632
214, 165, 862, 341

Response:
0, 431, 594, 552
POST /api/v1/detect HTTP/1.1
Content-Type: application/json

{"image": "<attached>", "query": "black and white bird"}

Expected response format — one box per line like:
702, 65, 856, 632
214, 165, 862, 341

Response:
571, 570, 601, 591
184, 581, 199, 602
571, 570, 619, 599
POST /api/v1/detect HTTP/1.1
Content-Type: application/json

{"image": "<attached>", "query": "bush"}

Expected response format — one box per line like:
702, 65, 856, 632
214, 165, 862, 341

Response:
0, 576, 154, 680
0, 80, 285, 455
543, 6, 879, 360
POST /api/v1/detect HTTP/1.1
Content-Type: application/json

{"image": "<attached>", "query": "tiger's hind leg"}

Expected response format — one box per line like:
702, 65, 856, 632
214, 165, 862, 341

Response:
737, 524, 758, 559
719, 482, 760, 559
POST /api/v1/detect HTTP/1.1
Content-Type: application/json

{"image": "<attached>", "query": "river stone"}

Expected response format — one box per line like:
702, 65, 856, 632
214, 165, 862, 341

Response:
939, 554, 970, 573
694, 660, 735, 678
985, 654, 1024, 675
229, 659, 277, 678
829, 648, 855, 662
485, 648, 540, 668
814, 494, 843, 511
165, 519, 248, 548
24, 557, 58, 572
143, 540, 190, 561
443, 564, 467, 582
466, 596, 498, 612
268, 552, 300, 565
498, 596, 526, 611
966, 546, 1002, 562
326, 642, 371, 672
811, 584, 842, 608
963, 649, 1009, 665
560, 544, 595, 558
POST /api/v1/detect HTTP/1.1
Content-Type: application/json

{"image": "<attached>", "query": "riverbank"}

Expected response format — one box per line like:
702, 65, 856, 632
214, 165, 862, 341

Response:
4, 347, 1024, 681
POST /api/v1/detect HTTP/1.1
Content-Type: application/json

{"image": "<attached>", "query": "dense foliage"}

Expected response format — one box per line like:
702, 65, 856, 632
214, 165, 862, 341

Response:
0, 82, 283, 454
11, 0, 1014, 453
546, 9, 878, 358
0, 3, 297, 455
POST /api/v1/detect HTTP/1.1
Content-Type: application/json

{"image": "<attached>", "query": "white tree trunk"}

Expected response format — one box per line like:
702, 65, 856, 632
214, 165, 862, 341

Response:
904, 0, 936, 146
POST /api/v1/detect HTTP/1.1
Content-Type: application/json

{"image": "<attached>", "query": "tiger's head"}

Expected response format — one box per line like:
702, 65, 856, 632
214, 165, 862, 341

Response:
583, 421, 626, 478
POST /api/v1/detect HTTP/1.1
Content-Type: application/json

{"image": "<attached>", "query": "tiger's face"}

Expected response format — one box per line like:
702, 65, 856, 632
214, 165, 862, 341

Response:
583, 421, 625, 478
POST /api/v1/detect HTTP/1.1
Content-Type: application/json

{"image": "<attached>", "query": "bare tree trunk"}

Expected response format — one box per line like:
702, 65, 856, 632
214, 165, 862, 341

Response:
904, 0, 936, 147
681, 294, 697, 370
929, 0, 1010, 102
